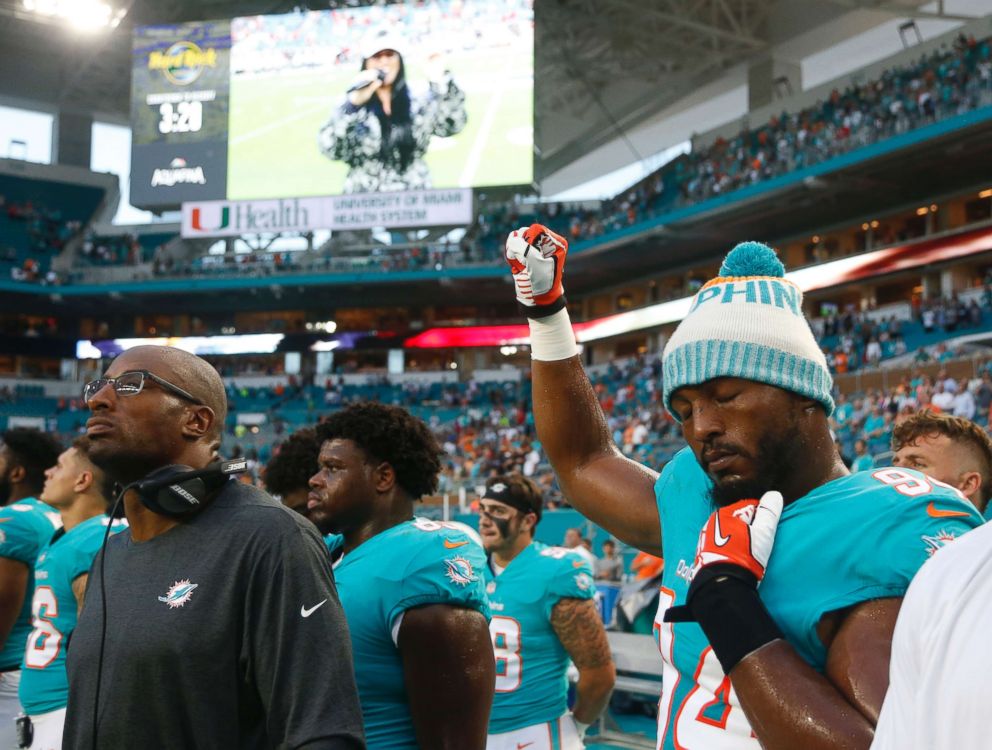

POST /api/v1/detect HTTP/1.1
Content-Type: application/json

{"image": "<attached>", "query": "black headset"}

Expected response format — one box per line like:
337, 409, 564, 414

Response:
133, 458, 249, 517
92, 457, 248, 747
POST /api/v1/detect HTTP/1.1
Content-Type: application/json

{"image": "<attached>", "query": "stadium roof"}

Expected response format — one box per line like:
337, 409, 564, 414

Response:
0, 0, 983, 191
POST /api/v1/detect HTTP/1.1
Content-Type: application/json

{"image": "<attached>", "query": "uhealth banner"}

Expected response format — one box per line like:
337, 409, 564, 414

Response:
181, 188, 473, 238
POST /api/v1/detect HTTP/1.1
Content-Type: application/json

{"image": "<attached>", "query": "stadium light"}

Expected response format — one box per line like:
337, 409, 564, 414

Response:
22, 0, 127, 31
305, 321, 337, 333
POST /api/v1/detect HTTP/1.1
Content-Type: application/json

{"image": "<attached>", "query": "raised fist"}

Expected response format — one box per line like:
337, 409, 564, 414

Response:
504, 224, 569, 317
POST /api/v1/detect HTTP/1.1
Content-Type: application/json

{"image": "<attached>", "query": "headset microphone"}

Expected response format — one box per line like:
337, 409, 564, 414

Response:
134, 457, 248, 518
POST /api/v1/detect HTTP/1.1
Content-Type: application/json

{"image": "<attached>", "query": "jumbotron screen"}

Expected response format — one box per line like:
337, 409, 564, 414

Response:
130, 0, 534, 209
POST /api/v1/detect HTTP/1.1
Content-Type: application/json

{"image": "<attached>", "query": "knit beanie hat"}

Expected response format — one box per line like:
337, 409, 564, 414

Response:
662, 241, 834, 419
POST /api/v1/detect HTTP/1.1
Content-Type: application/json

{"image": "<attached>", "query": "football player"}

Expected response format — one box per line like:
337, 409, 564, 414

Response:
0, 428, 61, 747
478, 475, 615, 750
502, 224, 983, 749
263, 427, 321, 515
891, 410, 992, 515
17, 437, 122, 750
308, 403, 494, 749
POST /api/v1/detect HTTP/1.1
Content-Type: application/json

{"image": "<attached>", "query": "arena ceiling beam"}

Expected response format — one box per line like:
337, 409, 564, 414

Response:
536, 0, 778, 179
822, 0, 983, 23
607, 0, 770, 50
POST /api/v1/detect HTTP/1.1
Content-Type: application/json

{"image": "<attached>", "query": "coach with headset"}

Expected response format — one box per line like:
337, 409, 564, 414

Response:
61, 345, 365, 750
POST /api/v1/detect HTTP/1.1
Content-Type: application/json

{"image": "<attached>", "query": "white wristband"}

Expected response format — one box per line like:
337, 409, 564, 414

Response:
528, 308, 579, 361
568, 712, 590, 739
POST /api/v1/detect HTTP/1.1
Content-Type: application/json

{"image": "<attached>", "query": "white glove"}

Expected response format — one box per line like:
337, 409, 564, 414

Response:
504, 224, 568, 315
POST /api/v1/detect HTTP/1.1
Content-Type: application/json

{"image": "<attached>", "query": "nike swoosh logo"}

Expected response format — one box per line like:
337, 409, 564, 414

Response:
444, 538, 469, 549
300, 599, 328, 617
927, 501, 972, 518
572, 560, 585, 568
517, 743, 534, 750
713, 514, 731, 546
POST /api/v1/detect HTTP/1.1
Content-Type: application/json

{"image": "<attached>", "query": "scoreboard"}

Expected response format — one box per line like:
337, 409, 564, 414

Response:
130, 21, 231, 206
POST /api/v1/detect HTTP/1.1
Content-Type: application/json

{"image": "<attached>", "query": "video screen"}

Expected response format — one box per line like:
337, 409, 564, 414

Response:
76, 334, 285, 359
130, 0, 534, 209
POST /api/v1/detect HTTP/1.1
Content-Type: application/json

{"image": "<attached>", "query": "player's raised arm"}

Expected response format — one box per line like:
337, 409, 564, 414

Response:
506, 225, 661, 554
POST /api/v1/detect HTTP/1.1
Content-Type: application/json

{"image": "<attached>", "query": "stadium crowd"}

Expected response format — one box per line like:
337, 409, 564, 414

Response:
79, 232, 150, 266
0, 195, 79, 284
243, 339, 992, 511
527, 31, 992, 247
814, 293, 991, 374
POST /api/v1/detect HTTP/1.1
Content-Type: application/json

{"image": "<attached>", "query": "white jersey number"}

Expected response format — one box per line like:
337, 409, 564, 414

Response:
872, 469, 932, 497
872, 468, 969, 501
25, 586, 62, 669
490, 615, 523, 693
655, 588, 758, 748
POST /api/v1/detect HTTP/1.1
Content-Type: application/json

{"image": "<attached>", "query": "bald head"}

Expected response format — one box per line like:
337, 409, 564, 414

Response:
110, 346, 227, 442
85, 345, 229, 483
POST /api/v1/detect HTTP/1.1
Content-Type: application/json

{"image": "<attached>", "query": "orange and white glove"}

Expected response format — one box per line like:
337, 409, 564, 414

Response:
691, 493, 783, 582
665, 492, 784, 675
505, 224, 569, 317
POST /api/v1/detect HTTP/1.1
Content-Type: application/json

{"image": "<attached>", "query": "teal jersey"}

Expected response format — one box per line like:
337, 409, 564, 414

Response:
654, 447, 983, 750
485, 541, 595, 734
0, 498, 60, 670
332, 518, 489, 749
19, 515, 124, 714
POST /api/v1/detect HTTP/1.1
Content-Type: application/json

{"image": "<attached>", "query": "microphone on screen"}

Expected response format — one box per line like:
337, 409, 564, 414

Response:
347, 69, 387, 94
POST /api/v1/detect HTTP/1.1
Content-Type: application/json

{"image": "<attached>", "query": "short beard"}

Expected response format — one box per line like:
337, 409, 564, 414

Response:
708, 420, 806, 508
308, 503, 350, 537
86, 439, 167, 486
310, 511, 335, 536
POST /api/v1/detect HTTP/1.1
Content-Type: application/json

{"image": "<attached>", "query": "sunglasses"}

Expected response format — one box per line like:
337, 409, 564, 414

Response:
83, 370, 203, 405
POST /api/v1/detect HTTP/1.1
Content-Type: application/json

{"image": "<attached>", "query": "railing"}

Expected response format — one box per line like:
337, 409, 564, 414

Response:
833, 348, 992, 395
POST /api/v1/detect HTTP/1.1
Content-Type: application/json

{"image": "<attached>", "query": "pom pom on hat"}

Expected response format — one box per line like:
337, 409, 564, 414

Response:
719, 241, 785, 279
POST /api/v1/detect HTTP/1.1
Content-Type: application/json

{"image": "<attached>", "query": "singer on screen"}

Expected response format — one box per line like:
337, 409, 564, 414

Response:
318, 29, 467, 193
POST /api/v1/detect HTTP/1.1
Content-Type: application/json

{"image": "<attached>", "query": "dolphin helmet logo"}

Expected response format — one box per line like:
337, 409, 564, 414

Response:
158, 579, 199, 608
443, 556, 476, 587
